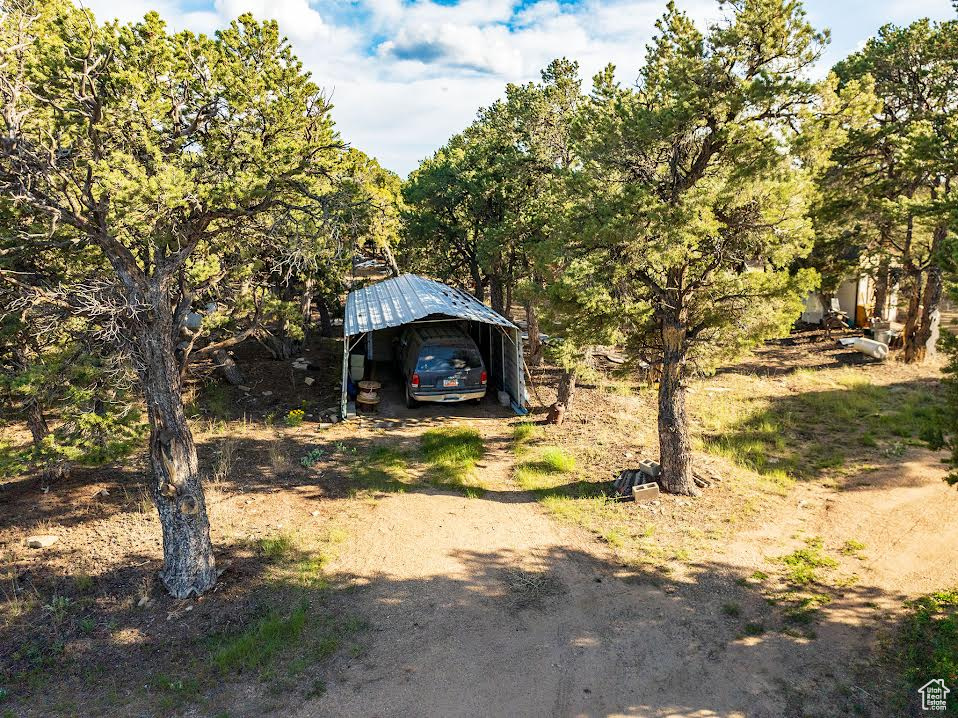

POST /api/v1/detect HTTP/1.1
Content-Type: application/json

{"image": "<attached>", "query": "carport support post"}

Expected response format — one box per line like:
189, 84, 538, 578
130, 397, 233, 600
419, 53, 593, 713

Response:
501, 329, 505, 392
341, 332, 366, 419
340, 335, 349, 419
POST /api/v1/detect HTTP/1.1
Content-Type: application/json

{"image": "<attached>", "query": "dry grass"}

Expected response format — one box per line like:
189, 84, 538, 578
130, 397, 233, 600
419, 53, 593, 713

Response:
519, 340, 945, 574
269, 441, 292, 473
210, 438, 238, 488
501, 568, 565, 609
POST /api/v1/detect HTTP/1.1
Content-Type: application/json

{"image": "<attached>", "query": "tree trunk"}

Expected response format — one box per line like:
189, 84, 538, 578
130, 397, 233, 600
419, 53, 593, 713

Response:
912, 265, 942, 361
317, 295, 333, 337
25, 397, 49, 445
138, 306, 216, 599
213, 349, 244, 386
909, 225, 946, 362
505, 282, 513, 316
299, 278, 314, 346
525, 300, 543, 367
382, 243, 401, 277
872, 258, 890, 321
489, 275, 505, 315
556, 366, 577, 410
471, 262, 484, 302
657, 303, 698, 496
902, 267, 924, 362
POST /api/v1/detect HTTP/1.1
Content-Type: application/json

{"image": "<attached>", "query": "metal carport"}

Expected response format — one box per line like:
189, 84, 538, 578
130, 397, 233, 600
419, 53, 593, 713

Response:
341, 274, 527, 418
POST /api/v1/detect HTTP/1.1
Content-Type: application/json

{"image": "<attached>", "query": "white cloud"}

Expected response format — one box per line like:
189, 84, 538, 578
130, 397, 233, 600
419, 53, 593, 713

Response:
214, 0, 329, 41
79, 0, 958, 175
378, 23, 524, 76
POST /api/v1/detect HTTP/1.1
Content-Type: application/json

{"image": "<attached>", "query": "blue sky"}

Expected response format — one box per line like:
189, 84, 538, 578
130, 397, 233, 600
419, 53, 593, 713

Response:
81, 0, 956, 176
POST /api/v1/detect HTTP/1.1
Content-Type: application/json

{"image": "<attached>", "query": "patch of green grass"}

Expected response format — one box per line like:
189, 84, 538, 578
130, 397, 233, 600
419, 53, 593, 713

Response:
420, 427, 484, 488
257, 534, 297, 563
200, 382, 232, 420
722, 602, 742, 618
73, 573, 94, 593
600, 528, 627, 548
743, 622, 765, 637
696, 374, 944, 483
0, 439, 29, 479
349, 445, 410, 493
294, 555, 330, 589
840, 539, 866, 557
782, 592, 832, 624
512, 421, 540, 445
897, 588, 958, 714
776, 537, 838, 586
210, 603, 308, 675
602, 379, 634, 397
539, 494, 619, 528
515, 446, 576, 491
151, 673, 203, 712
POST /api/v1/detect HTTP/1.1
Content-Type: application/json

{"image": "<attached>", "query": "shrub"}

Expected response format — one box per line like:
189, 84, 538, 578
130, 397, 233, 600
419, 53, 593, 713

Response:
284, 409, 305, 427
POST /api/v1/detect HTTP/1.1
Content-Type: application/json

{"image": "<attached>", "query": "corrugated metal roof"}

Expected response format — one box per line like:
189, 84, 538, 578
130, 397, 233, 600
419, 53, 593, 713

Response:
344, 274, 517, 336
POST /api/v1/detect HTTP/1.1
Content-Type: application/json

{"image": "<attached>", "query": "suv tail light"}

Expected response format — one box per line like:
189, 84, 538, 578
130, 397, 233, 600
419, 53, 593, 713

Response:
480, 370, 487, 385
411, 373, 420, 388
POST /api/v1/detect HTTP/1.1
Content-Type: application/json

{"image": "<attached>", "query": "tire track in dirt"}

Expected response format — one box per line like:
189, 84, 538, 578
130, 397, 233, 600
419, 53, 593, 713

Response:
294, 421, 957, 717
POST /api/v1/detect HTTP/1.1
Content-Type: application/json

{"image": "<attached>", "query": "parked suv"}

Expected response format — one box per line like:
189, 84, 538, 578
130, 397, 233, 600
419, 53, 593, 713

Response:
397, 325, 487, 408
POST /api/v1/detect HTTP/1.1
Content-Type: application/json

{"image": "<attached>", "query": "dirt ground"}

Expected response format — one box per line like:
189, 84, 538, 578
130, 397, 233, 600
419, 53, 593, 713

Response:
1, 329, 955, 717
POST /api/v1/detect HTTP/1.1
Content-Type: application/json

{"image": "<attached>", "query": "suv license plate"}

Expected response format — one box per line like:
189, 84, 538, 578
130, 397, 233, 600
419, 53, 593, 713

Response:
443, 378, 458, 387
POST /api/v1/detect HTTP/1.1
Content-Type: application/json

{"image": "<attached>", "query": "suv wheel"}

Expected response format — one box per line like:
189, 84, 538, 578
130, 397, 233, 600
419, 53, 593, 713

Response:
405, 386, 419, 409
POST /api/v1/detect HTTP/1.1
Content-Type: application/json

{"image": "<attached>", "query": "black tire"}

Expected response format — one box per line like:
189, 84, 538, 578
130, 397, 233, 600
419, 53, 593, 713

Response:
405, 386, 419, 409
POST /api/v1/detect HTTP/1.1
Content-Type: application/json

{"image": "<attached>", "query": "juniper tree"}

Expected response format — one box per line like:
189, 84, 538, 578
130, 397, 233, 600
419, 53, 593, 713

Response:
0, 1, 342, 597
831, 18, 958, 361
567, 0, 826, 494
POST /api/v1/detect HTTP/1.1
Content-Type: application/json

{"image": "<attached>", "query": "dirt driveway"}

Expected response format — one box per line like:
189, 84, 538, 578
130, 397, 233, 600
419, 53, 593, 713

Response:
293, 403, 958, 718
3, 334, 954, 717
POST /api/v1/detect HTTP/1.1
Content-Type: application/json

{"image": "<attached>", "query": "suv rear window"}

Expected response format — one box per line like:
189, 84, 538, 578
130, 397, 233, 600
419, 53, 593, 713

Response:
416, 346, 482, 372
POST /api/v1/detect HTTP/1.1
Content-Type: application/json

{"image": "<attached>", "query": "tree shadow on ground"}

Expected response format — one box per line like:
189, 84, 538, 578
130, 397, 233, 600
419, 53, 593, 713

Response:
697, 379, 943, 486
716, 330, 883, 379
0, 461, 152, 534
0, 539, 919, 717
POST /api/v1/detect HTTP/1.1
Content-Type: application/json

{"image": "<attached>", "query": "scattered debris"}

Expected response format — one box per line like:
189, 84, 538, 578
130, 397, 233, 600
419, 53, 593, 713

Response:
502, 569, 566, 609
632, 482, 660, 502
614, 469, 646, 495
545, 402, 565, 426
692, 466, 722, 489
639, 459, 661, 478
214, 349, 245, 386
852, 337, 888, 360
304, 376, 315, 386
26, 535, 59, 549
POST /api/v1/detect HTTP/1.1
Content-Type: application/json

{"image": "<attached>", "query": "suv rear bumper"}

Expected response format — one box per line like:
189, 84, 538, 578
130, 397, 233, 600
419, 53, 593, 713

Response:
411, 388, 486, 403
